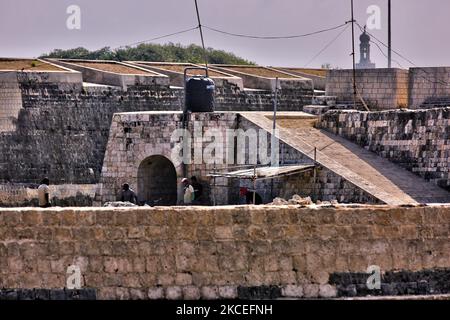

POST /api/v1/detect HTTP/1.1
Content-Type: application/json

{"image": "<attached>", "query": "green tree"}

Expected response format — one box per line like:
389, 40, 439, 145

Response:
41, 43, 254, 65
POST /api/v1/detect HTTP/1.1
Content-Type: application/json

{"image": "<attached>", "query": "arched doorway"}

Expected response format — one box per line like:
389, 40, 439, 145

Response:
137, 155, 177, 205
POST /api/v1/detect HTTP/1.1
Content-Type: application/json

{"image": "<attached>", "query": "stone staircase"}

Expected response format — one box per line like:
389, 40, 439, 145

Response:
240, 112, 450, 205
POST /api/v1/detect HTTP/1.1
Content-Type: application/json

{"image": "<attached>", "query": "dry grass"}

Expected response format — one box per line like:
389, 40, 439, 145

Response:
74, 62, 153, 75
0, 59, 64, 71
282, 68, 327, 77
222, 66, 298, 78
265, 117, 317, 128
140, 63, 227, 77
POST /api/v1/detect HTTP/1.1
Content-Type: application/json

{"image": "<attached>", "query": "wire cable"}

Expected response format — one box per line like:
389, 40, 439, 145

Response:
115, 26, 199, 49
371, 39, 449, 87
355, 21, 415, 65
370, 39, 403, 68
356, 22, 450, 87
304, 23, 350, 67
203, 21, 350, 40
39, 26, 200, 60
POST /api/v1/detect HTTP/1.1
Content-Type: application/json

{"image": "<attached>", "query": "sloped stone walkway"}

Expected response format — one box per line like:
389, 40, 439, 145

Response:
241, 112, 450, 204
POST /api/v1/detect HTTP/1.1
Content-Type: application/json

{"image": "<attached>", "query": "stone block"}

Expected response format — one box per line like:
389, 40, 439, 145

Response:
115, 211, 137, 226
165, 286, 182, 300
183, 286, 201, 300
200, 286, 219, 300
218, 286, 238, 299
115, 287, 131, 300
281, 285, 303, 298
157, 273, 175, 286
61, 211, 78, 226
147, 287, 164, 300
129, 288, 146, 300
22, 211, 42, 226
214, 226, 233, 239
319, 284, 337, 298
176, 273, 193, 286
303, 284, 319, 298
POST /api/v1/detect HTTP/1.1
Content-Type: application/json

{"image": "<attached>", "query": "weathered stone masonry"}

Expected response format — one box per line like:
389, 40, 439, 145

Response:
325, 67, 450, 110
0, 73, 22, 133
237, 115, 382, 204
318, 108, 450, 191
0, 73, 312, 206
98, 112, 382, 205
0, 205, 449, 299
325, 68, 409, 110
408, 67, 450, 108
0, 79, 182, 185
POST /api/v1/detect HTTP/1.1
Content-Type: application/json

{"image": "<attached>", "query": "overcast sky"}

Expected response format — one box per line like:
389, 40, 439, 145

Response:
0, 0, 448, 68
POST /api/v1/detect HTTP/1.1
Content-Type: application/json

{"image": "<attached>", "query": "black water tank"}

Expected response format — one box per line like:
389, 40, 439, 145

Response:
185, 76, 215, 112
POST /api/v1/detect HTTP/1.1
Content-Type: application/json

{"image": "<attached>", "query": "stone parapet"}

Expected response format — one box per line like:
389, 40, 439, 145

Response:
325, 68, 409, 110
318, 108, 450, 191
0, 204, 449, 299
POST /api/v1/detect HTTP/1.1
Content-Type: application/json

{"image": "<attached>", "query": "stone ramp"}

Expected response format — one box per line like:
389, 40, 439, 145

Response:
240, 112, 450, 204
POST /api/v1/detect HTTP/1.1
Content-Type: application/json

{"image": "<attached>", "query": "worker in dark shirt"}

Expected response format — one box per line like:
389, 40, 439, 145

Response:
246, 190, 263, 205
190, 176, 203, 204
120, 183, 138, 204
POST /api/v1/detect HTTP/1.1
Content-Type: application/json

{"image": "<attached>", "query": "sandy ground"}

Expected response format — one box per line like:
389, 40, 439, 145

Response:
75, 62, 154, 75
0, 59, 64, 71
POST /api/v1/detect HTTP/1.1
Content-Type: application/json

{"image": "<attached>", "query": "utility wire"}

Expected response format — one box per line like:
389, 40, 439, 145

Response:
355, 22, 414, 65
370, 39, 403, 68
115, 26, 199, 49
1, 27, 198, 77
194, 0, 209, 75
203, 21, 350, 40
371, 38, 449, 87
304, 23, 350, 67
40, 26, 200, 60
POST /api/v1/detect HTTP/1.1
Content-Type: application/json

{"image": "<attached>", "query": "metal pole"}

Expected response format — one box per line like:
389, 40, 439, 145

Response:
212, 163, 216, 206
182, 115, 188, 179
313, 147, 317, 201
388, 0, 392, 68
273, 77, 278, 132
194, 0, 209, 77
350, 0, 357, 109
271, 77, 278, 167
253, 165, 256, 205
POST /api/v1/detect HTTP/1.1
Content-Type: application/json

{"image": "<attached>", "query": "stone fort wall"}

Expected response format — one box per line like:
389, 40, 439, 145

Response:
0, 73, 22, 133
0, 205, 449, 299
408, 67, 450, 108
326, 67, 450, 110
325, 68, 409, 110
0, 75, 311, 188
236, 115, 382, 205
0, 184, 96, 207
318, 108, 450, 191
98, 112, 382, 206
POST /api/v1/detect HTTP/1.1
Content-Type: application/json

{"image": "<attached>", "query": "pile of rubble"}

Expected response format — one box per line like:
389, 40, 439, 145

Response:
268, 194, 339, 206
103, 201, 138, 207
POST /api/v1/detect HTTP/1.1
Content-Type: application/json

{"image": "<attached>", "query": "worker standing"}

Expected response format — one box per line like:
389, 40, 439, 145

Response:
38, 178, 51, 208
119, 183, 138, 204
182, 178, 195, 205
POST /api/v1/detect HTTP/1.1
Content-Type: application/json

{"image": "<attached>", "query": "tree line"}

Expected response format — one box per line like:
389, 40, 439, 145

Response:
41, 43, 255, 65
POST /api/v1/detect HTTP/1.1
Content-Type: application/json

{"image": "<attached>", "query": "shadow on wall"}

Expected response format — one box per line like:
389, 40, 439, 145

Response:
422, 95, 450, 108
137, 155, 177, 206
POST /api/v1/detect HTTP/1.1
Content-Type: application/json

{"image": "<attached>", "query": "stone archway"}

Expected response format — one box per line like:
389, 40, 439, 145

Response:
137, 155, 177, 205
